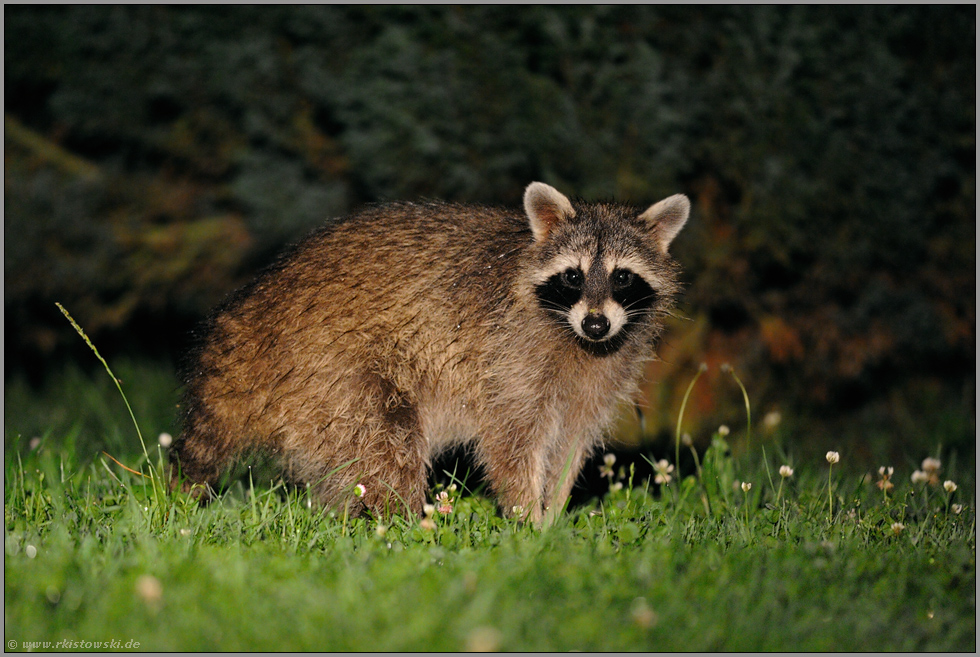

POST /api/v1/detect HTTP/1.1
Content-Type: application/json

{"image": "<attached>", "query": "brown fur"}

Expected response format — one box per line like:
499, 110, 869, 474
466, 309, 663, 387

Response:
171, 182, 689, 524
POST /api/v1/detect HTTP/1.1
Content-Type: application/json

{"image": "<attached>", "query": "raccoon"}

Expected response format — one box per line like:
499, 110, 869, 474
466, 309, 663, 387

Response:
171, 182, 689, 525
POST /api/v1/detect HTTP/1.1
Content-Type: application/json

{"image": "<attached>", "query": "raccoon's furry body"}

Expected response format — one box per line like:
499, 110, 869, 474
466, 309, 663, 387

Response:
172, 183, 688, 524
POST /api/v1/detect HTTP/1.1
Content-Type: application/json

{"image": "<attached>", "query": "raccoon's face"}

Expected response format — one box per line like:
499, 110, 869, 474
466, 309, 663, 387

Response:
524, 182, 689, 356
533, 239, 665, 355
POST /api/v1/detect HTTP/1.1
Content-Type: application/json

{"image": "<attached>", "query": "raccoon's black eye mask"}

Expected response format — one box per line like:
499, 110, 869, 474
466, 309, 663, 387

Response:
535, 265, 658, 315
610, 270, 657, 313
535, 267, 585, 311
611, 268, 634, 290
560, 267, 584, 290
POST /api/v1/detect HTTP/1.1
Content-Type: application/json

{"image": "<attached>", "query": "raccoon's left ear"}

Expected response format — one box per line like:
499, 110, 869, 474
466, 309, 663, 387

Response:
524, 182, 576, 242
639, 194, 690, 254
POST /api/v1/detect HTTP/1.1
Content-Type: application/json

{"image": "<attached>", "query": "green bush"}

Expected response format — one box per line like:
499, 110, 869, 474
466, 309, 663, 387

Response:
4, 6, 974, 451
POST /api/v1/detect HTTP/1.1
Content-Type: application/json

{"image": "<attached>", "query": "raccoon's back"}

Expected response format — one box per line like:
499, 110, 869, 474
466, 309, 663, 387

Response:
193, 201, 532, 394
296, 201, 529, 310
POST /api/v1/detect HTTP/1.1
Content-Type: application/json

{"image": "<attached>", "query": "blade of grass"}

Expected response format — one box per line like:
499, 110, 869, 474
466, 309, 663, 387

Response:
56, 303, 149, 461
675, 363, 708, 472
722, 363, 752, 456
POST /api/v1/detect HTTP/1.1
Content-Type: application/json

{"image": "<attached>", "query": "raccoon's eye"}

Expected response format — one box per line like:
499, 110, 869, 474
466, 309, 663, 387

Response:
560, 268, 584, 290
611, 269, 635, 290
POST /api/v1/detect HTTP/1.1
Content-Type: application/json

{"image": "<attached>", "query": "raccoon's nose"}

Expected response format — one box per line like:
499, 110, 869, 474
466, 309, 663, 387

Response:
581, 313, 610, 340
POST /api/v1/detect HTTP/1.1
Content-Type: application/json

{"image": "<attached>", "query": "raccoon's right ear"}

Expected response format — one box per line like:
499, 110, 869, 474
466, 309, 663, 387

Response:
524, 182, 576, 242
639, 194, 690, 254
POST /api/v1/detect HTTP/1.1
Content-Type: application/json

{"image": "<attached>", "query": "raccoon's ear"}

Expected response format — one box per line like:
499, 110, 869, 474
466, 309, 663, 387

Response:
639, 194, 690, 253
524, 182, 576, 242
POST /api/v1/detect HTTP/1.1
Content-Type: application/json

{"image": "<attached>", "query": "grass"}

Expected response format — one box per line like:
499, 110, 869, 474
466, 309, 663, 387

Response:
4, 355, 976, 651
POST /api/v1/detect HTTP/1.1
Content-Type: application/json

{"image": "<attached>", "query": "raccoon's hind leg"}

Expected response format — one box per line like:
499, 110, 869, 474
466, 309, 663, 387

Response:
295, 374, 430, 518
169, 405, 240, 502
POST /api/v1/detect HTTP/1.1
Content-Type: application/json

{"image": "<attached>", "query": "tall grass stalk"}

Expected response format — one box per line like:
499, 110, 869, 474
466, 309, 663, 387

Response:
55, 303, 169, 511
722, 362, 752, 456
675, 362, 708, 472
55, 303, 149, 461
826, 451, 840, 520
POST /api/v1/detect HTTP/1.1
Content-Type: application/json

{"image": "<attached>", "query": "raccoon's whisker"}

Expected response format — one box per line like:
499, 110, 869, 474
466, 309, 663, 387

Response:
624, 309, 653, 321
662, 309, 691, 321
543, 306, 570, 316
537, 301, 572, 316
629, 300, 666, 316
623, 303, 655, 316
625, 296, 659, 310
623, 292, 657, 310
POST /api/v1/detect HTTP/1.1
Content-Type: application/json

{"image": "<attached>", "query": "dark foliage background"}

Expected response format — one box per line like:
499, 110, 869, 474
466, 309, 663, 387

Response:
5, 6, 975, 462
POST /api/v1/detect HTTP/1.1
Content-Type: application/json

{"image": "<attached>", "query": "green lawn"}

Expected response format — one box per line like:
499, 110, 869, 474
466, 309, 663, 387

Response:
4, 361, 976, 652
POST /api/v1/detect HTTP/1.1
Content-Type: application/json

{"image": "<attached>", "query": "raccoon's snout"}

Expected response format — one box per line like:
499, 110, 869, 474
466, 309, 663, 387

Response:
581, 313, 610, 340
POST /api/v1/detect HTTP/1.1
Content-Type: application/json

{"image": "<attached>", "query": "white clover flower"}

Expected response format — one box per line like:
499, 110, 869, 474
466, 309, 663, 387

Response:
436, 490, 455, 514
763, 411, 782, 430
652, 459, 674, 486
25, 545, 37, 559
826, 451, 840, 465
740, 482, 752, 493
779, 465, 794, 478
158, 432, 173, 448
911, 470, 929, 484
718, 425, 730, 437
944, 480, 957, 494
951, 504, 963, 515
877, 466, 895, 492
630, 597, 658, 629
681, 433, 693, 447
465, 627, 502, 653
599, 453, 617, 479
375, 524, 388, 537
918, 457, 942, 486
890, 522, 905, 536
423, 503, 436, 517
135, 574, 163, 608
